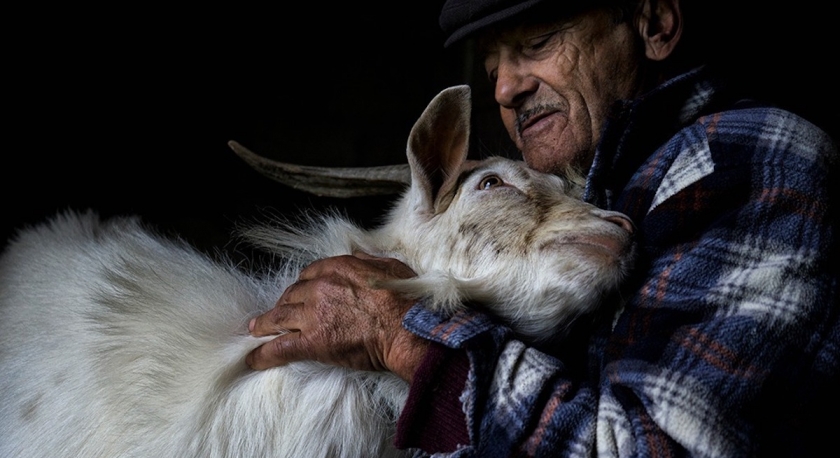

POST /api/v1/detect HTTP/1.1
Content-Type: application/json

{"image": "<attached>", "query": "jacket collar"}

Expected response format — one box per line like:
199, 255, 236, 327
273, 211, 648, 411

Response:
583, 65, 737, 209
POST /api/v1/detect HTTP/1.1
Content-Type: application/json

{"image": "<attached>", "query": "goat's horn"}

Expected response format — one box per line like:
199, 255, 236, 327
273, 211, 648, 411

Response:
228, 140, 411, 198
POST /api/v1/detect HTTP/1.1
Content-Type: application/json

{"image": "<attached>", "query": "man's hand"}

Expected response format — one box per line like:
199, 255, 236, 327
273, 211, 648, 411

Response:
246, 252, 430, 382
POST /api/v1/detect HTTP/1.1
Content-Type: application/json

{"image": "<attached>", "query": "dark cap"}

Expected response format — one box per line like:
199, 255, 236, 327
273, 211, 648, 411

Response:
439, 0, 605, 47
439, 0, 553, 47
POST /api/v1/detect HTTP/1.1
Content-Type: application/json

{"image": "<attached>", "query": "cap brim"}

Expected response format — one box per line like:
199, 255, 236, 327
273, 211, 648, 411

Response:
443, 0, 548, 47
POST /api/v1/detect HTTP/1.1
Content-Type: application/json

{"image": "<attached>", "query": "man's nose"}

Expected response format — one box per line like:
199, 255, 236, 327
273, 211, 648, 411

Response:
494, 54, 538, 109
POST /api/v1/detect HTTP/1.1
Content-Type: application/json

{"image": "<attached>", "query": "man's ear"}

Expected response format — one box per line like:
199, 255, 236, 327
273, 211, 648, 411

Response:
636, 0, 682, 61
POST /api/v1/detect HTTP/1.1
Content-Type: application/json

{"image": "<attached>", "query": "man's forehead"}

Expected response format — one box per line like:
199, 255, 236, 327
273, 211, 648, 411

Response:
481, 18, 563, 40
475, 10, 584, 52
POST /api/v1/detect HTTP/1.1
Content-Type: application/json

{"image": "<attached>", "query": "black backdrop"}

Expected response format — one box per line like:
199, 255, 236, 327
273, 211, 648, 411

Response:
4, 2, 836, 257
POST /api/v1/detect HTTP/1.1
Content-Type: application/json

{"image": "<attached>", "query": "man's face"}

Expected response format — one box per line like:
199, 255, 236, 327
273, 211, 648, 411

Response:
481, 8, 642, 175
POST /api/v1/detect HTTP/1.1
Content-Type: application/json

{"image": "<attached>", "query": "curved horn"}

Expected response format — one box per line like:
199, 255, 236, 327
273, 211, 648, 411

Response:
228, 140, 411, 198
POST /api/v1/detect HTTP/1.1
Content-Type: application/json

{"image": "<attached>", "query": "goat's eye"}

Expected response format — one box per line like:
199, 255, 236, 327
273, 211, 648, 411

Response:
478, 175, 503, 190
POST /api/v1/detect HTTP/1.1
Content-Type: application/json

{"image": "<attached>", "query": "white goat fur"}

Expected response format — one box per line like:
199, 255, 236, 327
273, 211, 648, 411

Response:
0, 85, 634, 458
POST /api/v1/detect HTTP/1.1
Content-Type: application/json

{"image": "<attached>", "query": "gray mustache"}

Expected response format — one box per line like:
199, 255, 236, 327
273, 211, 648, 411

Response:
515, 104, 560, 134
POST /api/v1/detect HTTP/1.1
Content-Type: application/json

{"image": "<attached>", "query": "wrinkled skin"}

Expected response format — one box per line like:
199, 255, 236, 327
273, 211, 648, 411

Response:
247, 253, 427, 382
483, 7, 643, 175
247, 0, 678, 380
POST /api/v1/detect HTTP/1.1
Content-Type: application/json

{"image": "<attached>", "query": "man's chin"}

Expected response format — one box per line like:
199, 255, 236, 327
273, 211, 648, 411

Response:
521, 138, 577, 173
520, 127, 591, 174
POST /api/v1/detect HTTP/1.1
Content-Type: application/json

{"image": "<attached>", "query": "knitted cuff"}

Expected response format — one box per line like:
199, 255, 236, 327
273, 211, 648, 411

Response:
394, 341, 471, 452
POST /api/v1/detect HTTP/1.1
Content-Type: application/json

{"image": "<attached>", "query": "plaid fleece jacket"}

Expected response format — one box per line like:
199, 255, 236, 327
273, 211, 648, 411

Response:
394, 66, 840, 457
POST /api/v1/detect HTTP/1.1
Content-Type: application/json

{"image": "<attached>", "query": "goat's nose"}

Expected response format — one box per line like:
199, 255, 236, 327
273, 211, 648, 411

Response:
592, 209, 635, 235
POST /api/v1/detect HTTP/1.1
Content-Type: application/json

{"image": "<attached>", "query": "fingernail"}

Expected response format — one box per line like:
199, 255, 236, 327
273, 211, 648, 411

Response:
248, 318, 256, 333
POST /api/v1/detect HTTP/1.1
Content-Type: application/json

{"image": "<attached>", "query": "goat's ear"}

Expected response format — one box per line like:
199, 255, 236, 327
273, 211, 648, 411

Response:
406, 85, 471, 214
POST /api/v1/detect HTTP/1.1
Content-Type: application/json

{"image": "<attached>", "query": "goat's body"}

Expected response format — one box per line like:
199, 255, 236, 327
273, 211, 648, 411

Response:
0, 211, 408, 458
0, 86, 634, 457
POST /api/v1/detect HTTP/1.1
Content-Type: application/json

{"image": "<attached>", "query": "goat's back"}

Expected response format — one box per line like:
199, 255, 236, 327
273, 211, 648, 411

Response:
0, 210, 408, 458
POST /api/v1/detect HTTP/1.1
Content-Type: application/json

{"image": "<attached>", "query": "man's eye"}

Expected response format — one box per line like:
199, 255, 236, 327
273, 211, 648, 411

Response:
524, 31, 557, 51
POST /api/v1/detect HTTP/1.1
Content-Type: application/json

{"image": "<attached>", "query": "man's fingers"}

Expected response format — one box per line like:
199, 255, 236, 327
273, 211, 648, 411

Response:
297, 255, 358, 281
353, 251, 417, 278
249, 301, 305, 337
246, 332, 306, 370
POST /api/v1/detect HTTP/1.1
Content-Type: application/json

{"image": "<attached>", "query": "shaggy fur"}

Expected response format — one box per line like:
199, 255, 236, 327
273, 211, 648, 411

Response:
0, 86, 635, 458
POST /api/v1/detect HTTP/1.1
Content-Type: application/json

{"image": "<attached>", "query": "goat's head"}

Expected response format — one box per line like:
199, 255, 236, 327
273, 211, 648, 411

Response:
378, 85, 635, 344
232, 85, 635, 346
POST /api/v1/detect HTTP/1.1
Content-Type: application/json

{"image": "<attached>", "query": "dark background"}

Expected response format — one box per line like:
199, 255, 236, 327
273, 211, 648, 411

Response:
3, 2, 836, 257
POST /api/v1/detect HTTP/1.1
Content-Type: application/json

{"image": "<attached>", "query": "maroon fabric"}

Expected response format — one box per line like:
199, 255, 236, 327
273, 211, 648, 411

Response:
394, 342, 471, 452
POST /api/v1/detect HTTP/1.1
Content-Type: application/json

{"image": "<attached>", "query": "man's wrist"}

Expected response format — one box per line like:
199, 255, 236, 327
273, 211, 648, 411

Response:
386, 328, 431, 382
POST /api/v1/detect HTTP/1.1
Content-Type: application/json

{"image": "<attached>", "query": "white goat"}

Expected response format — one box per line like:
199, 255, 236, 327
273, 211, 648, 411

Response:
0, 85, 635, 458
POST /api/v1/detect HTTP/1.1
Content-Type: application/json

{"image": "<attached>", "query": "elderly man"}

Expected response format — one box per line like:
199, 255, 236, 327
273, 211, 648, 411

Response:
247, 0, 839, 455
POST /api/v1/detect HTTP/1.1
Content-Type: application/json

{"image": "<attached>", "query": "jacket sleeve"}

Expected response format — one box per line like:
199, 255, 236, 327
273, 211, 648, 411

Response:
394, 108, 840, 457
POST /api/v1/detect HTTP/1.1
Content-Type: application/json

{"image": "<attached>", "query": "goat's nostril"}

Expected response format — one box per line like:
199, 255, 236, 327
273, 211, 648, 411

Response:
594, 210, 635, 235
607, 215, 635, 235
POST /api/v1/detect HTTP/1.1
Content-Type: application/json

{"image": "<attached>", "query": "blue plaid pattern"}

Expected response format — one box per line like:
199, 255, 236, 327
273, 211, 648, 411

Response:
403, 66, 840, 457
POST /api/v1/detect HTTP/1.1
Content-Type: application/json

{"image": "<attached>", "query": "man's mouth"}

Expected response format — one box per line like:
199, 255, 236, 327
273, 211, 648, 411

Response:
516, 109, 560, 137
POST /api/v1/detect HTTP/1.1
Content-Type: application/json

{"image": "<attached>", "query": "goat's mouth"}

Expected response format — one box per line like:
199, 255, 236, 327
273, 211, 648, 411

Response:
541, 235, 630, 263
